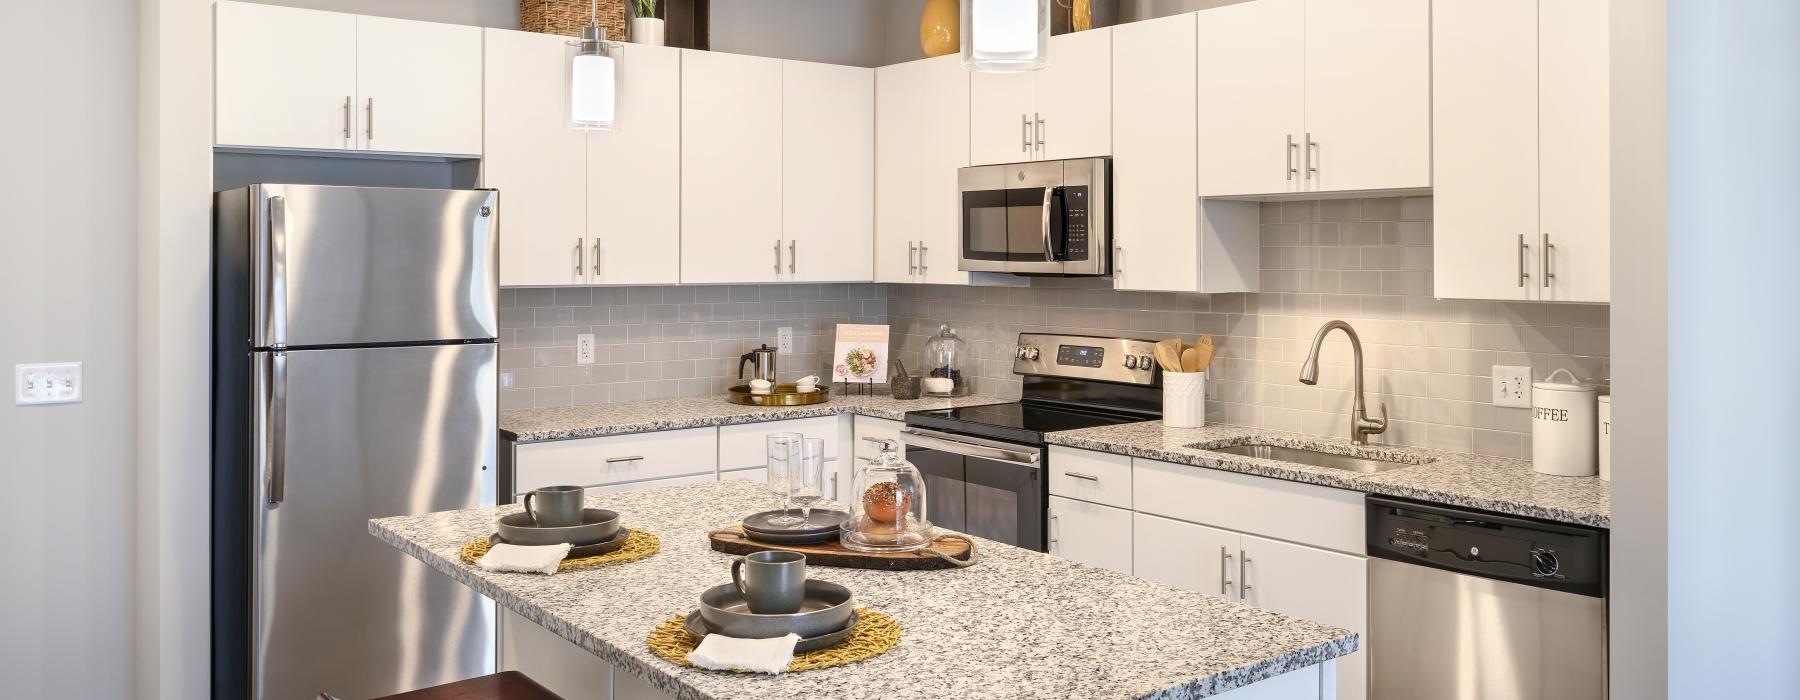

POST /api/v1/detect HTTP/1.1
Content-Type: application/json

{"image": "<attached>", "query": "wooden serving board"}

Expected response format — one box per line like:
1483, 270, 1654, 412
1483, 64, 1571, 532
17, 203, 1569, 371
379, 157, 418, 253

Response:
708, 528, 975, 570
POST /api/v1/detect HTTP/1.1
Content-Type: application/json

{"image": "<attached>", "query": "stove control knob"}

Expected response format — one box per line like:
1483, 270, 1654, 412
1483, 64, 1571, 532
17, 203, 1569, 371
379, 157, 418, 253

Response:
1026, 348, 1040, 360
1138, 355, 1154, 370
1123, 355, 1139, 370
1016, 347, 1029, 360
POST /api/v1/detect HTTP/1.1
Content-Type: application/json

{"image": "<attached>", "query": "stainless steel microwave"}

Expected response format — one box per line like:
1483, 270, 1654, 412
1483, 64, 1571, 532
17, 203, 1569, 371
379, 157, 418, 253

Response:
957, 157, 1110, 276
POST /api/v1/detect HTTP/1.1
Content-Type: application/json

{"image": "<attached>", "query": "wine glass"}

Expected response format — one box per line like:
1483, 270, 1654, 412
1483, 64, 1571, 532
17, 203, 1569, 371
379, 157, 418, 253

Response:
765, 433, 802, 525
789, 438, 826, 529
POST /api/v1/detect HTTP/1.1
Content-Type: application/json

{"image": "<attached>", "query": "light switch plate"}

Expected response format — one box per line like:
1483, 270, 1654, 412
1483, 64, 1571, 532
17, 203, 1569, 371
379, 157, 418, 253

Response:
15, 362, 82, 405
575, 333, 596, 365
1492, 365, 1531, 408
776, 327, 794, 355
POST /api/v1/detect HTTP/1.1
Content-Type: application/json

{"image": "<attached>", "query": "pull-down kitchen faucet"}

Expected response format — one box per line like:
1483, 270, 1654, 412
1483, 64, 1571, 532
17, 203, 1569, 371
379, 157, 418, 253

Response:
1299, 320, 1388, 445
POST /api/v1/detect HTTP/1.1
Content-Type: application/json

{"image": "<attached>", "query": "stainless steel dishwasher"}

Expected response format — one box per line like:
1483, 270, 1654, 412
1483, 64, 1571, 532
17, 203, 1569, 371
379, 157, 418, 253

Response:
1367, 496, 1608, 699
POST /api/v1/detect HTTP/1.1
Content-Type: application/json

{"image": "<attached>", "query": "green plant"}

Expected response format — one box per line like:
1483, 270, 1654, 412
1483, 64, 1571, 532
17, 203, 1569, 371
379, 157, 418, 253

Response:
635, 0, 656, 18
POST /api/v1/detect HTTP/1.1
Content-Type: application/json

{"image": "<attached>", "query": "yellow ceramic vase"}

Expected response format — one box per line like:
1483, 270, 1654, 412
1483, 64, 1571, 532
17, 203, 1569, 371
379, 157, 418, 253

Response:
920, 0, 960, 58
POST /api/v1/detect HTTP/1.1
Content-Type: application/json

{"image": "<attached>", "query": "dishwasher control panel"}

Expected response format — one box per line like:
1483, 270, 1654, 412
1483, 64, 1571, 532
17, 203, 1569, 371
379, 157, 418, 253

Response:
1366, 495, 1607, 598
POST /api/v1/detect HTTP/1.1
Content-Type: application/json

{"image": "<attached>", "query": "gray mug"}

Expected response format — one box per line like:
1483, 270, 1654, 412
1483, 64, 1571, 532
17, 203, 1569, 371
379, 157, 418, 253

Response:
730, 551, 806, 614
523, 485, 585, 527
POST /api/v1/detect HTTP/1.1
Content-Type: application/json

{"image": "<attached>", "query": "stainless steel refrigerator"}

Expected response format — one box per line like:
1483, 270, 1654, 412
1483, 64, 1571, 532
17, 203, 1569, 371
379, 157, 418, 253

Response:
212, 184, 500, 699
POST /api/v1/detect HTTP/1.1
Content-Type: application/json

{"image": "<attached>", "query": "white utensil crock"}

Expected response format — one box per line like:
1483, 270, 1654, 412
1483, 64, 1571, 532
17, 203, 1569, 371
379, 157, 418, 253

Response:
1162, 372, 1206, 428
630, 17, 665, 45
1531, 368, 1599, 477
1597, 395, 1612, 482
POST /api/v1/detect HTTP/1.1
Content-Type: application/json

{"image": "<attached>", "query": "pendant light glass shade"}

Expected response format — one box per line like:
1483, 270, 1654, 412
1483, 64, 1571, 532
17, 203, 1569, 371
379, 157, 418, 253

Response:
961, 0, 1049, 72
570, 25, 616, 130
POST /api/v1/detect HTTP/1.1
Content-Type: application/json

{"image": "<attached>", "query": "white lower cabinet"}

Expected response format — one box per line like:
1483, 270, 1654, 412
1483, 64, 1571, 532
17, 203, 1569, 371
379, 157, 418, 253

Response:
587, 472, 717, 494
514, 427, 716, 495
1047, 495, 1133, 575
1132, 512, 1241, 598
1238, 533, 1368, 700
501, 609, 676, 700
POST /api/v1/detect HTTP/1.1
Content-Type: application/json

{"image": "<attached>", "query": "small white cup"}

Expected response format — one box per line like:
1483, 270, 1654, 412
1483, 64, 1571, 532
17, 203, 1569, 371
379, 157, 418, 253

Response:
749, 379, 773, 395
795, 375, 820, 393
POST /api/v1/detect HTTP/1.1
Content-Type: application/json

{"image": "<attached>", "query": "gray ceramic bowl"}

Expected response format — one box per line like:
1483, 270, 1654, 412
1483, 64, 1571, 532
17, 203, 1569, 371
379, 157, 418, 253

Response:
496, 508, 619, 546
698, 580, 853, 639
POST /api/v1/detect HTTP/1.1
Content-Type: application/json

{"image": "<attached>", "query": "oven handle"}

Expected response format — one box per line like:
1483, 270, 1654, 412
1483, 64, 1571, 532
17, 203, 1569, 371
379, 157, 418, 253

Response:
899, 428, 1041, 468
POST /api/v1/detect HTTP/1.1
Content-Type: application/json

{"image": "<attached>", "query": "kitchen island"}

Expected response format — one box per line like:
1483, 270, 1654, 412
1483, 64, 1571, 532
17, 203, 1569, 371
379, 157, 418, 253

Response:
371, 480, 1356, 700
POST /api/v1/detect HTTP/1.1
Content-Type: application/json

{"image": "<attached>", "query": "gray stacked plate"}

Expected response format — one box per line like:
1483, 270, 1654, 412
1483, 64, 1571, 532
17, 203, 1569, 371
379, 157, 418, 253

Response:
495, 508, 624, 555
687, 580, 857, 652
740, 510, 849, 546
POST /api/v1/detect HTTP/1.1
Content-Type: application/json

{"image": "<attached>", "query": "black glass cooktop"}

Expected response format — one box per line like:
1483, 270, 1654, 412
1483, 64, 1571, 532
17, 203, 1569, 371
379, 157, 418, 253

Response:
905, 402, 1153, 445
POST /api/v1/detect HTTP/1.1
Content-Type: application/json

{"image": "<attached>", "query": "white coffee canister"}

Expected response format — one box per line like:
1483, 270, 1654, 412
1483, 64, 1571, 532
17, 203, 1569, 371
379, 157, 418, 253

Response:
1532, 368, 1599, 477
1597, 395, 1612, 482
1162, 372, 1206, 428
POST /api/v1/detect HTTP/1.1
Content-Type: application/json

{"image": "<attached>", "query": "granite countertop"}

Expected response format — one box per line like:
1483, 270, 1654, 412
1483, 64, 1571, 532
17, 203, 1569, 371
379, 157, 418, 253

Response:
501, 392, 1011, 443
1046, 422, 1611, 528
370, 480, 1358, 700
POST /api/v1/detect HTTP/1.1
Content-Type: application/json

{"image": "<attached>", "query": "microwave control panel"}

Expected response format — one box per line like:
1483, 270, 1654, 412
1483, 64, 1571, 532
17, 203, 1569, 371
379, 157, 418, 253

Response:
1062, 186, 1090, 261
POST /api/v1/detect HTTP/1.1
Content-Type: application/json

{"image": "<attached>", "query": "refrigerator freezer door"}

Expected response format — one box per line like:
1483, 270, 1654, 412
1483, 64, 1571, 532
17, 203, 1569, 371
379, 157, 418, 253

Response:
252, 184, 498, 347
252, 343, 498, 700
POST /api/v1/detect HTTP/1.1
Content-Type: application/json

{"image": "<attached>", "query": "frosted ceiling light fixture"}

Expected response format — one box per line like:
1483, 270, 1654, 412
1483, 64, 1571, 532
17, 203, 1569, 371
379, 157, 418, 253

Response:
962, 0, 1050, 73
569, 0, 617, 131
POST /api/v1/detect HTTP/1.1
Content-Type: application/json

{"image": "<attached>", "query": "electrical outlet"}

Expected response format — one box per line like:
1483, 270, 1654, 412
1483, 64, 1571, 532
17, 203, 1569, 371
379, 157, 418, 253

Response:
1492, 365, 1532, 408
575, 333, 596, 365
15, 362, 82, 405
500, 371, 514, 389
777, 327, 794, 355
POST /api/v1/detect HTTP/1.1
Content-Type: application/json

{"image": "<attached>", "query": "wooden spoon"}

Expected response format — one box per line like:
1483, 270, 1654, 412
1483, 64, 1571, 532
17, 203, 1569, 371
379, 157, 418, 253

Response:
1193, 336, 1216, 372
1180, 346, 1201, 372
1155, 338, 1185, 372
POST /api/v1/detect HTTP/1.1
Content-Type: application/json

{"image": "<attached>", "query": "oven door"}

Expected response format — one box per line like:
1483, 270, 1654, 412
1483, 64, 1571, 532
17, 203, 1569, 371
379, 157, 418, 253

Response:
959, 162, 1067, 275
899, 427, 1045, 551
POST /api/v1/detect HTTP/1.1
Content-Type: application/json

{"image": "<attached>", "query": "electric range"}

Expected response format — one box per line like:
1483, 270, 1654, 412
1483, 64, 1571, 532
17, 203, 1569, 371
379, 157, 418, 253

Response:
902, 333, 1163, 552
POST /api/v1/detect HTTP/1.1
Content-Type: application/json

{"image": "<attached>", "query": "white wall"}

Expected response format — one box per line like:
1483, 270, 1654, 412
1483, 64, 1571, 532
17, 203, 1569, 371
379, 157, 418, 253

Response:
1668, 0, 1800, 696
1, 1, 139, 698
711, 0, 892, 66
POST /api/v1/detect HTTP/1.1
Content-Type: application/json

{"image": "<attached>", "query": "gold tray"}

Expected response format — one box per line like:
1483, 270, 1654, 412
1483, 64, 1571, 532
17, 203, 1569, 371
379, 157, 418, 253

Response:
726, 384, 830, 406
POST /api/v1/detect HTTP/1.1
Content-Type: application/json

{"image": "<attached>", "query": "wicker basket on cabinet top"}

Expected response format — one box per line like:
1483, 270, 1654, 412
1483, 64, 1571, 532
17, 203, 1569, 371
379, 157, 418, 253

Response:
519, 0, 627, 38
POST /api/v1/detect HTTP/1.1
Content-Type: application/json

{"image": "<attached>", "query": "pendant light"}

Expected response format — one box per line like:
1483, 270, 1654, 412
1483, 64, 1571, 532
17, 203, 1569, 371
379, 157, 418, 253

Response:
961, 0, 1049, 73
569, 0, 616, 131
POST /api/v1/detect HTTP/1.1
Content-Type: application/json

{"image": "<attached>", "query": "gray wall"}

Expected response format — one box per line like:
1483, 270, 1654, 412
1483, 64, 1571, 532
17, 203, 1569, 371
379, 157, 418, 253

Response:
1, 0, 138, 697
712, 0, 893, 67
245, 0, 518, 26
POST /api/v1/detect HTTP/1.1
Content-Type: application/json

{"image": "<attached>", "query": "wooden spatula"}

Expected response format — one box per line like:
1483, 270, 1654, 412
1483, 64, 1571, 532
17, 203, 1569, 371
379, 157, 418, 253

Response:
1155, 338, 1185, 372
1180, 347, 1200, 372
1192, 336, 1216, 372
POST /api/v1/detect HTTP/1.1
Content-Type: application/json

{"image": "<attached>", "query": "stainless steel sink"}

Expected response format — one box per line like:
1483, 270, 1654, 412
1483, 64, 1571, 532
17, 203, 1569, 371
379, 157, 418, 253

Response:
1200, 443, 1424, 474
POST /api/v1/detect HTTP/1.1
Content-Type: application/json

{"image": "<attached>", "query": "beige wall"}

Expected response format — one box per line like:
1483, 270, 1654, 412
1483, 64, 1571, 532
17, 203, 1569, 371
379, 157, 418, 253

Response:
244, 0, 518, 26
2, 1, 139, 697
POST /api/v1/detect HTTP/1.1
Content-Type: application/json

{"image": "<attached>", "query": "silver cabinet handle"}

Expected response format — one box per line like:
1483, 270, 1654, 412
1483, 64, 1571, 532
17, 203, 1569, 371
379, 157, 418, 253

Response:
365, 97, 374, 140
1036, 113, 1046, 152
919, 242, 929, 274
909, 241, 919, 275
1221, 546, 1234, 595
1286, 134, 1298, 180
605, 455, 643, 464
1062, 471, 1099, 481
1239, 550, 1253, 597
1022, 113, 1031, 153
592, 239, 601, 277
342, 96, 352, 140
1049, 512, 1059, 547
1304, 133, 1317, 180
1542, 233, 1554, 288
789, 240, 797, 274
860, 435, 891, 444
773, 240, 782, 274
1115, 245, 1124, 277
1518, 234, 1531, 287
574, 238, 584, 276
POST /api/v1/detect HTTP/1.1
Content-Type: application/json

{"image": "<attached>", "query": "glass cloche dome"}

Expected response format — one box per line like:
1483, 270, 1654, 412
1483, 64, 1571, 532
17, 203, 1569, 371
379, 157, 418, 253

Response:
922, 324, 972, 397
840, 439, 933, 552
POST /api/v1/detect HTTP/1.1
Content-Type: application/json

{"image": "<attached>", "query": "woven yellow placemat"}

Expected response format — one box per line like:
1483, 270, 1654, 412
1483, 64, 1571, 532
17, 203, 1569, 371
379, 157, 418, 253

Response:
459, 530, 661, 573
646, 608, 900, 673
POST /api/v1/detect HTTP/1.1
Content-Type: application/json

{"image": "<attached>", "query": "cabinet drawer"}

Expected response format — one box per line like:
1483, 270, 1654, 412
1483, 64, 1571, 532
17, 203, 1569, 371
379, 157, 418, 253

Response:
515, 427, 716, 493
1048, 446, 1133, 509
1132, 458, 1365, 555
718, 417, 840, 470
587, 471, 717, 494
853, 416, 904, 462
1048, 495, 1133, 575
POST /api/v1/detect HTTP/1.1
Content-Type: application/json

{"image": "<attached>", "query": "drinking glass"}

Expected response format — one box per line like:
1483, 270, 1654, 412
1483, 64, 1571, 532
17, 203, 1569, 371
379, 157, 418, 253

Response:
789, 438, 826, 528
765, 432, 802, 525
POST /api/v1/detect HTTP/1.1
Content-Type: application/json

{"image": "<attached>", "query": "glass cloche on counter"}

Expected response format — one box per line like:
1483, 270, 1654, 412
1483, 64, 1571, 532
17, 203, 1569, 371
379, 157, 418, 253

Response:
922, 324, 972, 397
840, 439, 933, 552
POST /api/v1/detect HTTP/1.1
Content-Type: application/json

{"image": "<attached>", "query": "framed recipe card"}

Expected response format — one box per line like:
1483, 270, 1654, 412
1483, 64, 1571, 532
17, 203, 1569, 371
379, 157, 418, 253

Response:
832, 324, 889, 384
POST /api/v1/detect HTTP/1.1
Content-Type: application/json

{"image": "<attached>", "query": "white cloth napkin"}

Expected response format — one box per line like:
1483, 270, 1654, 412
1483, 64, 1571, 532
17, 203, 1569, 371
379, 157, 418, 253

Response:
687, 633, 801, 675
475, 542, 572, 575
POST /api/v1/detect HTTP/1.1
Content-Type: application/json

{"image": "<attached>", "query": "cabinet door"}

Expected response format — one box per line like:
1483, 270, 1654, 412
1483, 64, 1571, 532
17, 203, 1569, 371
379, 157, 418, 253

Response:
874, 62, 924, 283
588, 472, 718, 494
1195, 0, 1304, 197
1303, 0, 1430, 192
590, 44, 683, 285
917, 55, 974, 285
1538, 0, 1611, 303
1239, 533, 1368, 700
356, 15, 483, 155
783, 61, 875, 282
214, 2, 356, 151
1431, 0, 1538, 301
484, 29, 588, 287
1132, 512, 1239, 598
1112, 14, 1198, 292
968, 70, 1038, 166
1038, 28, 1112, 160
680, 50, 784, 284
1048, 496, 1133, 575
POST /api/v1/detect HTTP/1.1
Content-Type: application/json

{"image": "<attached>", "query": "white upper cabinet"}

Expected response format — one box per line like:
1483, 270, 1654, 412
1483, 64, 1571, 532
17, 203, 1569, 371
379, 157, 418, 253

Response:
215, 2, 357, 151
1434, 0, 1611, 302
355, 16, 483, 155
874, 55, 971, 285
680, 50, 785, 284
782, 61, 875, 283
589, 44, 683, 286
483, 29, 587, 287
970, 29, 1113, 165
1301, 0, 1430, 192
1196, 0, 1428, 196
1112, 13, 1202, 293
1195, 0, 1305, 197
215, 2, 480, 156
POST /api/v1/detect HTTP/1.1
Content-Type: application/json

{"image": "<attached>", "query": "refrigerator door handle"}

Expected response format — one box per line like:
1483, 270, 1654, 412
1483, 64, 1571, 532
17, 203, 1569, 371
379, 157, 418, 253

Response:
259, 351, 288, 505
260, 194, 290, 347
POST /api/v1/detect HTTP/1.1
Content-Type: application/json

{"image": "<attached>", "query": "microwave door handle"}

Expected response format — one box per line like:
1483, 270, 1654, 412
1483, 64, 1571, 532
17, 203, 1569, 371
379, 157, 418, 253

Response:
1040, 186, 1066, 262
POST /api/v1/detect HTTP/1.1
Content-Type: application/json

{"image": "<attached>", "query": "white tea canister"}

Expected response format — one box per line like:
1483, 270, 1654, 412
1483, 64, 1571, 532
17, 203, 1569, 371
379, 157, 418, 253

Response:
1532, 369, 1599, 477
1597, 395, 1612, 482
1162, 372, 1206, 428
